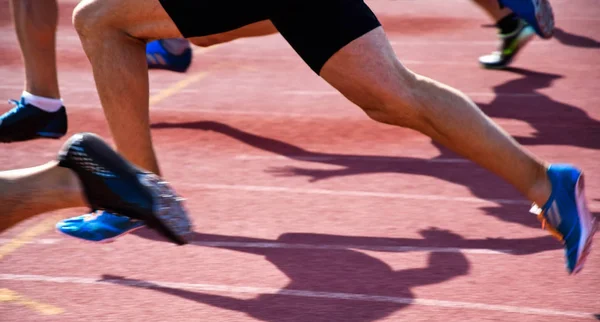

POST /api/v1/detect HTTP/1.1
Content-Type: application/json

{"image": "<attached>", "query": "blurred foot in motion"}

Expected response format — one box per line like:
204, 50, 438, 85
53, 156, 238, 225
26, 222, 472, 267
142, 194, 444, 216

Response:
472, 0, 554, 69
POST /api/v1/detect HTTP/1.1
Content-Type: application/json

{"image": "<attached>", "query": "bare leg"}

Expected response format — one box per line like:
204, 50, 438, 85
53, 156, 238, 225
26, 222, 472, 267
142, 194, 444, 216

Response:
1, 0, 81, 231
72, 0, 183, 174
320, 27, 550, 206
189, 20, 277, 47
72, 0, 277, 174
10, 0, 61, 99
0, 162, 85, 232
72, 0, 550, 206
472, 0, 513, 21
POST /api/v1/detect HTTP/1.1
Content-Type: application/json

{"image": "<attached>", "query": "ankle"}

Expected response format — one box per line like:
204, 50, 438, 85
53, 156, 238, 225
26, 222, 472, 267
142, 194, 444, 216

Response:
54, 166, 86, 207
496, 13, 520, 34
526, 164, 552, 207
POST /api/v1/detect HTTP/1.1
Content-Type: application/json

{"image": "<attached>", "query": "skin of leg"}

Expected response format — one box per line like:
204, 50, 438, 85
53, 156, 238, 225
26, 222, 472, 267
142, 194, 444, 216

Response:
72, 0, 276, 174
1, 0, 81, 231
320, 27, 551, 206
72, 0, 185, 174
0, 162, 85, 233
72, 0, 550, 205
472, 0, 513, 21
189, 20, 278, 48
2, 1, 274, 231
10, 0, 61, 99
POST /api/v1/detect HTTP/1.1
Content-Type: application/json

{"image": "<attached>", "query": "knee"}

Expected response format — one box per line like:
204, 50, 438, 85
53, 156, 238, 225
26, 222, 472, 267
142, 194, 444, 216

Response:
72, 0, 113, 37
357, 71, 426, 130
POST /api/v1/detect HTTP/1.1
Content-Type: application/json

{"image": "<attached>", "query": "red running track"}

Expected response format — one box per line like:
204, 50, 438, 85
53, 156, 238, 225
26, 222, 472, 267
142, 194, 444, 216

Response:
1, 0, 599, 321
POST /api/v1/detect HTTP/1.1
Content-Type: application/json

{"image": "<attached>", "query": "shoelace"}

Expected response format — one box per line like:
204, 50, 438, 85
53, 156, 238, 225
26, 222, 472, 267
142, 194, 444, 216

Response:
2, 99, 26, 119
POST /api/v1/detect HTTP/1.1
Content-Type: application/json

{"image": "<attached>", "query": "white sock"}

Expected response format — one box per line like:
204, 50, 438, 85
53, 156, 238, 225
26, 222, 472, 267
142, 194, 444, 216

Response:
21, 91, 63, 112
160, 38, 191, 55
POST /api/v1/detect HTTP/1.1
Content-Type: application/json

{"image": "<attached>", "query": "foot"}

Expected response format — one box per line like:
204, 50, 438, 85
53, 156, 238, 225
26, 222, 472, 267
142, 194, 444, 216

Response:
530, 164, 597, 274
146, 39, 193, 73
499, 0, 554, 39
0, 98, 67, 143
56, 211, 145, 243
57, 132, 192, 245
479, 19, 536, 69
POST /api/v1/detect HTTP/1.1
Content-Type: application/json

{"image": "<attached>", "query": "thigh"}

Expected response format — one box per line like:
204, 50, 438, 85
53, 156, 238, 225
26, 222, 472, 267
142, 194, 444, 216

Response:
159, 0, 271, 38
75, 0, 183, 40
320, 26, 413, 112
269, 0, 381, 74
188, 20, 278, 47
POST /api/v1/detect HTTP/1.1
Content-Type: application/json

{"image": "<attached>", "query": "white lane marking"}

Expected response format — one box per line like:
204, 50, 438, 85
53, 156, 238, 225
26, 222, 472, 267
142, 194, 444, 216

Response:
234, 154, 469, 163
0, 274, 595, 319
190, 241, 512, 254
0, 238, 61, 245
184, 182, 532, 205
0, 238, 512, 255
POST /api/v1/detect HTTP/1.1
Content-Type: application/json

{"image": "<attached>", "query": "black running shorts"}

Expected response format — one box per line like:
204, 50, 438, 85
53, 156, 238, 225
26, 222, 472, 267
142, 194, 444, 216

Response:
158, 0, 381, 74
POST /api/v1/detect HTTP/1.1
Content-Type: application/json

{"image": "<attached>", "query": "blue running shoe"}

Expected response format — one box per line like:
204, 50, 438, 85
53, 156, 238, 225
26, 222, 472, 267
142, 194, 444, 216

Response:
146, 40, 192, 73
530, 164, 597, 274
499, 0, 554, 39
0, 98, 67, 143
58, 133, 193, 245
56, 211, 145, 243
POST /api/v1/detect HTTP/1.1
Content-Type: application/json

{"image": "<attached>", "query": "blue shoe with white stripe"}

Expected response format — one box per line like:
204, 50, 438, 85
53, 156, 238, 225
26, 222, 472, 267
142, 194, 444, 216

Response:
499, 0, 554, 39
146, 40, 192, 73
56, 211, 145, 243
530, 164, 597, 274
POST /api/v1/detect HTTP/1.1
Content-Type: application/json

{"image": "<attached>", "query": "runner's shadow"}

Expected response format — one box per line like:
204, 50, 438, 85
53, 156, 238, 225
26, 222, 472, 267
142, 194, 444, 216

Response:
114, 228, 559, 321
152, 121, 539, 228
553, 27, 600, 49
477, 67, 600, 150
132, 227, 560, 256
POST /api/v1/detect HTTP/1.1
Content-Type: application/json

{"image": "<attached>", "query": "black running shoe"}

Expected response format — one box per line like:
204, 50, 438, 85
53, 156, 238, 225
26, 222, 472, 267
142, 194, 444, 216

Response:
57, 133, 192, 245
0, 98, 67, 143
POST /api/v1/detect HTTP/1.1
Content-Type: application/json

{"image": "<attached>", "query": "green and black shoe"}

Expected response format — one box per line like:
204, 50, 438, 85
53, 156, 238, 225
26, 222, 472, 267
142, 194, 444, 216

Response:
479, 19, 536, 69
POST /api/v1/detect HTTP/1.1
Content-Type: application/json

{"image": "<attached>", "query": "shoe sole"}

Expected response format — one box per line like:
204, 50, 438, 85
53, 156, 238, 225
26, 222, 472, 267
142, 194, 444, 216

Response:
138, 173, 192, 245
0, 132, 65, 143
572, 222, 597, 274
37, 131, 66, 139
55, 223, 145, 244
535, 0, 555, 39
572, 174, 597, 274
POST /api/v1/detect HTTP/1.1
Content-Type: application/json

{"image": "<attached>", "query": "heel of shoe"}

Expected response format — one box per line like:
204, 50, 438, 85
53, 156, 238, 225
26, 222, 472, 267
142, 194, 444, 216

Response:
37, 107, 67, 139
